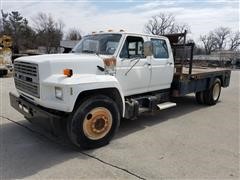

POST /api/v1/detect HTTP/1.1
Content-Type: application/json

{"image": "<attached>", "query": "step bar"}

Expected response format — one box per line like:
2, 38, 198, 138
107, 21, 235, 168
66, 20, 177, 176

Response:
157, 102, 176, 110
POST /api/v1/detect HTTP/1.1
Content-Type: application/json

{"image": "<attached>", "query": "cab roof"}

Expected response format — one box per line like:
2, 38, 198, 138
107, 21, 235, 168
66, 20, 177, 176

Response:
90, 31, 168, 40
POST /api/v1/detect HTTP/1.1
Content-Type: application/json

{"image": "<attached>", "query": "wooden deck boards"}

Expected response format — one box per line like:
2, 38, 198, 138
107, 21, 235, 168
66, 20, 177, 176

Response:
174, 67, 229, 80
182, 67, 227, 75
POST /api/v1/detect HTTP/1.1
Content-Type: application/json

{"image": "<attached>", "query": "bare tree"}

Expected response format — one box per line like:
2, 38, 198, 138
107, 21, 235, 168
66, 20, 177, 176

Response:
200, 32, 216, 55
0, 17, 3, 34
173, 23, 190, 34
33, 12, 64, 53
144, 13, 190, 35
65, 28, 82, 40
200, 27, 236, 54
229, 31, 240, 51
212, 27, 230, 50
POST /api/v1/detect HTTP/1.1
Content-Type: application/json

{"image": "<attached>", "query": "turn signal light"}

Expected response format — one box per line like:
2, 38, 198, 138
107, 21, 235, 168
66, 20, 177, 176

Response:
63, 69, 73, 77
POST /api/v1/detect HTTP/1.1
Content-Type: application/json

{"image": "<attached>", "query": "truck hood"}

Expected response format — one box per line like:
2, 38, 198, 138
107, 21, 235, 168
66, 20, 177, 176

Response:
15, 53, 106, 80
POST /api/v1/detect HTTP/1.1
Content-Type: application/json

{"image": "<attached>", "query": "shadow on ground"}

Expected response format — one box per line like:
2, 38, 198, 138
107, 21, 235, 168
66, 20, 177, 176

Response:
0, 95, 209, 179
116, 95, 209, 139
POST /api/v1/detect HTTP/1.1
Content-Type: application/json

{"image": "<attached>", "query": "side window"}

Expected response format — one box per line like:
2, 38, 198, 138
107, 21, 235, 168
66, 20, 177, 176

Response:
120, 36, 144, 58
151, 39, 169, 59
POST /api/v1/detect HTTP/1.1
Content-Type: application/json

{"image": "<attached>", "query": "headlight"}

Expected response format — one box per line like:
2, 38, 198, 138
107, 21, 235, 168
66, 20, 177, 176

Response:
55, 87, 63, 100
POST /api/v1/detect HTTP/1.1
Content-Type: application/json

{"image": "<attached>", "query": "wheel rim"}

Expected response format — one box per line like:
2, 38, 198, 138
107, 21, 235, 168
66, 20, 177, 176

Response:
213, 83, 220, 101
83, 107, 112, 140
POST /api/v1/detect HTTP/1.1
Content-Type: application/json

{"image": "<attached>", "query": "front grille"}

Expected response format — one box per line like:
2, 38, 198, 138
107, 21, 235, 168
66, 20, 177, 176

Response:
14, 61, 40, 98
14, 61, 38, 77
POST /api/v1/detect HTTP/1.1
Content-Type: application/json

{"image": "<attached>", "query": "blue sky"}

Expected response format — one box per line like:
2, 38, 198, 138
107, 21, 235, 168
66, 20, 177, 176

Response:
91, 0, 143, 9
1, 0, 239, 42
92, 0, 236, 10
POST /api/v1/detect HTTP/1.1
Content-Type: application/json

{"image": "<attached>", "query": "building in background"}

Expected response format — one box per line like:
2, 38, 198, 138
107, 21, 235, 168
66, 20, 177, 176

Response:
60, 40, 79, 53
193, 50, 240, 68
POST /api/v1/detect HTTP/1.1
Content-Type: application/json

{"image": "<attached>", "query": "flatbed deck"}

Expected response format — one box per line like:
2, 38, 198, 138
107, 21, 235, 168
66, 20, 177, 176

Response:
172, 66, 231, 97
174, 67, 230, 80
183, 67, 227, 74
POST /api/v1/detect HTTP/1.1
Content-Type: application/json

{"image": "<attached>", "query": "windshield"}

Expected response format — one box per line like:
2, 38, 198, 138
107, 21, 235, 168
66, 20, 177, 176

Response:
72, 34, 122, 55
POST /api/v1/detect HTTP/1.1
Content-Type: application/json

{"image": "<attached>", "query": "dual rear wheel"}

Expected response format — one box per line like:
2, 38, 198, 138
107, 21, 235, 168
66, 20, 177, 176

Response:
195, 78, 222, 105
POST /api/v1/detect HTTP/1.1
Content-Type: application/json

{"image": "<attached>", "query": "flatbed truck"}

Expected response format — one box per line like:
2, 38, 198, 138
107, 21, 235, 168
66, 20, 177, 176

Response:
10, 31, 231, 149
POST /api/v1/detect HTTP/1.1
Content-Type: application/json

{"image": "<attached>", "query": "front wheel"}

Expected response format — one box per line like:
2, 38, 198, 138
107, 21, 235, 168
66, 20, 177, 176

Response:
67, 95, 120, 149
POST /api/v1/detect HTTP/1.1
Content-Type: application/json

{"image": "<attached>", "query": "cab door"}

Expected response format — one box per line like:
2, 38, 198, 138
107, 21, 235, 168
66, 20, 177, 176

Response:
116, 35, 151, 96
148, 38, 174, 91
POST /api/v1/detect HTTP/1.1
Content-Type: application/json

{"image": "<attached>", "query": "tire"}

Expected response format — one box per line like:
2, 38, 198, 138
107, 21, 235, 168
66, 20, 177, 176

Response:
195, 91, 204, 104
67, 95, 120, 149
203, 78, 221, 105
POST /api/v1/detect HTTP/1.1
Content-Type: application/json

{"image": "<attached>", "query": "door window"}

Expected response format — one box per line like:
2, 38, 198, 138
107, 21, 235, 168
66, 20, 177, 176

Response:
151, 39, 169, 59
120, 36, 144, 58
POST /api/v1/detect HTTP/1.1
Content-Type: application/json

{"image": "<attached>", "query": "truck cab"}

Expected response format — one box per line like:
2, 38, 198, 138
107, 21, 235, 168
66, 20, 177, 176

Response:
9, 31, 231, 149
115, 33, 174, 96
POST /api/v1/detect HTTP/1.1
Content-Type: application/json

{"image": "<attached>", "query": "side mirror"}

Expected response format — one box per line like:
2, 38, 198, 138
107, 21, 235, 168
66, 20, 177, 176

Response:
143, 41, 153, 57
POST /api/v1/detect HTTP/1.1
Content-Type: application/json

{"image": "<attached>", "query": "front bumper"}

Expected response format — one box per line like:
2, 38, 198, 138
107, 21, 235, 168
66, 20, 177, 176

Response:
9, 92, 67, 134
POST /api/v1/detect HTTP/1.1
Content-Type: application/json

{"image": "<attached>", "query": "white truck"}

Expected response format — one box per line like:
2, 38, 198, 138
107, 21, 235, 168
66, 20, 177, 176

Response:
10, 31, 231, 149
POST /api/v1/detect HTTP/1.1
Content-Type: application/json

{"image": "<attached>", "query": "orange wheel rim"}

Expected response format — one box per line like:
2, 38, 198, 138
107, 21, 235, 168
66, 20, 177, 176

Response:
83, 107, 112, 140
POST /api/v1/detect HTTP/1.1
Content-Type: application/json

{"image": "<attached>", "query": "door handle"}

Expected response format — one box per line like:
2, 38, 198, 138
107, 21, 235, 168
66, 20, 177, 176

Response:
167, 62, 173, 65
144, 62, 151, 66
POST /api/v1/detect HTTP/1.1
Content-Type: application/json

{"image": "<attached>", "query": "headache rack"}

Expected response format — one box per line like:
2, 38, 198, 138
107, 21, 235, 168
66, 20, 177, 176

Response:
164, 30, 195, 78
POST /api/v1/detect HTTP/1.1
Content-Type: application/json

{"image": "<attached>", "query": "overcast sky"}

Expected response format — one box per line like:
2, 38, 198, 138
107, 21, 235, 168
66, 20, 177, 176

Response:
1, 0, 239, 42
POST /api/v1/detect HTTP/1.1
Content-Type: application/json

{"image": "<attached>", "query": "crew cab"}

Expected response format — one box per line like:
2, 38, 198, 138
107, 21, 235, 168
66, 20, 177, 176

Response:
10, 31, 231, 149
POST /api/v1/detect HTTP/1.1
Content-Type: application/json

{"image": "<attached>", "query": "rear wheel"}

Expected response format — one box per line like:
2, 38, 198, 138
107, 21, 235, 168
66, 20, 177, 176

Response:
67, 95, 120, 149
203, 78, 221, 105
195, 91, 204, 104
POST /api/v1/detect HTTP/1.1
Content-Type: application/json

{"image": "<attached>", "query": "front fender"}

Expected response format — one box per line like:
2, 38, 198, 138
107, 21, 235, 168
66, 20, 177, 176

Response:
42, 74, 125, 115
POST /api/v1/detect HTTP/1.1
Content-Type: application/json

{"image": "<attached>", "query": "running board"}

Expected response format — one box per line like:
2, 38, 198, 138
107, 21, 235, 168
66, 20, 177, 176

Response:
157, 102, 176, 110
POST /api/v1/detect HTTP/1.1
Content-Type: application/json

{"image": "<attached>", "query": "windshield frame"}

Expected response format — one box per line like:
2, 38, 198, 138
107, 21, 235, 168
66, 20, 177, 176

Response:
72, 33, 123, 56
